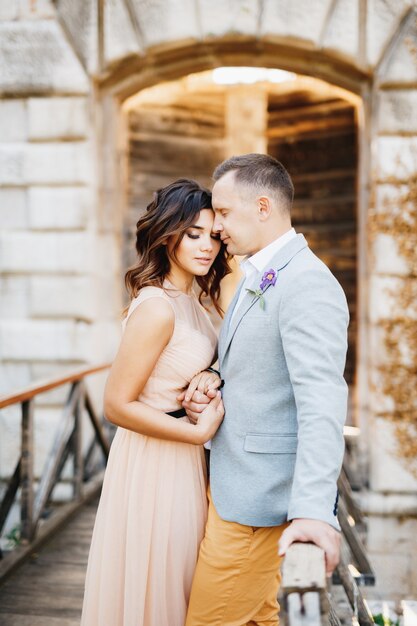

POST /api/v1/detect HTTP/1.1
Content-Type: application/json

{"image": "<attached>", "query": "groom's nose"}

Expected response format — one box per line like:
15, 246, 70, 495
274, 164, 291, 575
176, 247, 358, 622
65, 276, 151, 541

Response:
213, 217, 223, 232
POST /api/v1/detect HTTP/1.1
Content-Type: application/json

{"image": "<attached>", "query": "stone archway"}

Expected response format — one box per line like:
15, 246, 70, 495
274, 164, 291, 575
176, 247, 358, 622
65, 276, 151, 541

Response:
2, 0, 417, 599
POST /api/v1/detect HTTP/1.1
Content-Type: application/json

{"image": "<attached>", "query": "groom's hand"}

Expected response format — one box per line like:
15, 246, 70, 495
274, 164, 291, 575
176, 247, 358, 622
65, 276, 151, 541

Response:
278, 518, 341, 575
177, 389, 216, 425
177, 371, 222, 424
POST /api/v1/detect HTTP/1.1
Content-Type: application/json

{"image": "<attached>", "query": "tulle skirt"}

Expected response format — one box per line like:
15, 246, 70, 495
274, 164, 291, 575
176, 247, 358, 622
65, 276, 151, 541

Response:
80, 425, 208, 626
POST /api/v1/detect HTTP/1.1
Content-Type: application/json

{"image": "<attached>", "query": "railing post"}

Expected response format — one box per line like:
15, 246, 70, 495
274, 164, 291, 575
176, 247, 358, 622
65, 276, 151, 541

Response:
73, 382, 84, 499
20, 399, 34, 542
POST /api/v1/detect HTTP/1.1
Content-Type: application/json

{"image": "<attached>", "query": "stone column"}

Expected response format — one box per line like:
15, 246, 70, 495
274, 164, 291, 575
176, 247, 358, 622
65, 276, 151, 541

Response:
363, 10, 417, 599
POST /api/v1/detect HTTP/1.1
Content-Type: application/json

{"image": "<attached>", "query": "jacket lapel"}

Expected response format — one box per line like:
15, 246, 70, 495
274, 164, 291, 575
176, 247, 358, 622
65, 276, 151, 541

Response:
221, 234, 308, 363
219, 277, 244, 364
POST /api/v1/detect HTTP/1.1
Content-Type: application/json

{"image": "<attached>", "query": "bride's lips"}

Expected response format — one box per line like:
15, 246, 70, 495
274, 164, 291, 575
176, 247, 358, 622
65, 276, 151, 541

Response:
195, 257, 213, 265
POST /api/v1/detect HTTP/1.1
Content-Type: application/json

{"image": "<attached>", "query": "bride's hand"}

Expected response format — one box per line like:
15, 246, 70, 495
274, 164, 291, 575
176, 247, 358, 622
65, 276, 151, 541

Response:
181, 370, 222, 402
194, 391, 224, 443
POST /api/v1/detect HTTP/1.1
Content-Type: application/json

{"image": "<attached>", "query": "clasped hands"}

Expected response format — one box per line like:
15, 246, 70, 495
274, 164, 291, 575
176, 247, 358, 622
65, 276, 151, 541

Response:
177, 369, 341, 575
177, 369, 222, 425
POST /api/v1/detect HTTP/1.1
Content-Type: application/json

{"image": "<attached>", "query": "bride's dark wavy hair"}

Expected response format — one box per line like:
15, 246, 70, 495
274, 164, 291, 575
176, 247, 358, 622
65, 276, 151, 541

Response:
125, 178, 231, 316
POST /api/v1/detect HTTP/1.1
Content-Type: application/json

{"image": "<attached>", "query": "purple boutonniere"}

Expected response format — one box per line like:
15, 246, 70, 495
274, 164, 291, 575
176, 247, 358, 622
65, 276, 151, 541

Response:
246, 268, 277, 310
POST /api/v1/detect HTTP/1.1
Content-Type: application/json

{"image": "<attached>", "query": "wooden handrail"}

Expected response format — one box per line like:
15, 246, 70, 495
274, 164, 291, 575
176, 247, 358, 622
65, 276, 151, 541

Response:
0, 366, 112, 582
0, 363, 111, 409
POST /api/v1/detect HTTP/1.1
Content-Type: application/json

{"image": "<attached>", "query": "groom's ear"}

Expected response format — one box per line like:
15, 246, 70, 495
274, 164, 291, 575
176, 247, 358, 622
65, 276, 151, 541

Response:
257, 196, 272, 221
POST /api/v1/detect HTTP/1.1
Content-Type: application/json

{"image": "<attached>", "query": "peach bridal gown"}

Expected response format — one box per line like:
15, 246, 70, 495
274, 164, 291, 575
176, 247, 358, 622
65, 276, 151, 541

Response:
80, 281, 217, 626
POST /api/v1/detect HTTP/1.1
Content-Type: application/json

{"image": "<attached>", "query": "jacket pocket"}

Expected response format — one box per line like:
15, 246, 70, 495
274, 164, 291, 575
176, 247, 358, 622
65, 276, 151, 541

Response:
244, 433, 297, 454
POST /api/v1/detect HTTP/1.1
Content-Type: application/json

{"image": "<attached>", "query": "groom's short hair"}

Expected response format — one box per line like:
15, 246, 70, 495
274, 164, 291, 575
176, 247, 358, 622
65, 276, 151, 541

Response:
213, 153, 294, 213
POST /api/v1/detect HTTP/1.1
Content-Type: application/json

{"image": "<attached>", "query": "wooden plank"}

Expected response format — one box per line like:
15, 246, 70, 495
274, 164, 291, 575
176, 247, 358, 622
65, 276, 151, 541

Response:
337, 499, 375, 585
72, 389, 83, 499
287, 591, 323, 626
335, 555, 375, 626
282, 543, 329, 615
0, 458, 20, 534
0, 474, 103, 584
33, 384, 81, 529
0, 364, 110, 410
84, 391, 110, 458
20, 400, 34, 542
0, 614, 80, 626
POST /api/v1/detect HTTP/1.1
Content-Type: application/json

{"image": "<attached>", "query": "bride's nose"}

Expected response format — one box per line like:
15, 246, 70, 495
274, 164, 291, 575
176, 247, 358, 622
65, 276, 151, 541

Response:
200, 236, 213, 252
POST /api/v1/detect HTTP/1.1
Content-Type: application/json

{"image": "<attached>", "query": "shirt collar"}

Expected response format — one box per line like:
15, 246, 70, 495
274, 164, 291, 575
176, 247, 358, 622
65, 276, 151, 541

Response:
241, 228, 297, 277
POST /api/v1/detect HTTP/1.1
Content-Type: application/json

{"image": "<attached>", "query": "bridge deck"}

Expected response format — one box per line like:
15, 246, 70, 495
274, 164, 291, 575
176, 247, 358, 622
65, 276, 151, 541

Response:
0, 500, 97, 626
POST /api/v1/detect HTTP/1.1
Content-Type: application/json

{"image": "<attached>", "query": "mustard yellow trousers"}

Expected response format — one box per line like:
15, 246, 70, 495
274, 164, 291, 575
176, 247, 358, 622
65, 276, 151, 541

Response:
185, 489, 288, 626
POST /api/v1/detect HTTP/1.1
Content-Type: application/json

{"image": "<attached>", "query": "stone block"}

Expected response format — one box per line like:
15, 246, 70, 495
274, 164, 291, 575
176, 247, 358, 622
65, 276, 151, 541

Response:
322, 0, 358, 58
261, 0, 332, 46
130, 0, 199, 48
0, 319, 90, 361
0, 361, 32, 395
369, 416, 417, 492
199, 0, 259, 37
0, 3, 19, 20
0, 188, 27, 229
367, 0, 411, 67
0, 99, 27, 141
29, 275, 96, 320
21, 1, 56, 19
369, 275, 403, 323
403, 602, 417, 626
0, 232, 94, 274
0, 20, 89, 95
0, 142, 93, 185
28, 186, 91, 230
56, 0, 98, 73
374, 182, 410, 215
0, 276, 30, 319
366, 515, 417, 554
365, 552, 412, 599
378, 90, 417, 134
104, 0, 141, 65
28, 97, 89, 140
376, 136, 417, 182
379, 9, 417, 84
89, 320, 121, 362
372, 233, 409, 275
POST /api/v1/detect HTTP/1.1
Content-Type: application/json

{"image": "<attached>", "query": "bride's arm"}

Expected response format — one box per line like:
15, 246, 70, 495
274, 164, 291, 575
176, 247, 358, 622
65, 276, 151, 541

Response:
104, 297, 223, 444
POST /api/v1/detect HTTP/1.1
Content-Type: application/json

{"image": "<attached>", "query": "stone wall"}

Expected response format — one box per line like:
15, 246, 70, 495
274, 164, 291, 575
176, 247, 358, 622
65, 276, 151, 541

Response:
0, 4, 121, 480
1, 0, 417, 598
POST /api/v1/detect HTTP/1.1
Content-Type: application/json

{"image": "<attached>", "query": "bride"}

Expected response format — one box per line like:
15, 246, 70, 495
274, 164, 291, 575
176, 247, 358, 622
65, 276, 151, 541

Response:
80, 178, 230, 626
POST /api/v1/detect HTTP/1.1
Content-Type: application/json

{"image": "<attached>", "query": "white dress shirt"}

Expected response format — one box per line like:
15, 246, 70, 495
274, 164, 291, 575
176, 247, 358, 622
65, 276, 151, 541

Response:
230, 228, 297, 322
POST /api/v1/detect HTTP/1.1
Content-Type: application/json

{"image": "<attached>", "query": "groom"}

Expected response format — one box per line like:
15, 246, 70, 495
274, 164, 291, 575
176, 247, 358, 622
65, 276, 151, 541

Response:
183, 154, 349, 626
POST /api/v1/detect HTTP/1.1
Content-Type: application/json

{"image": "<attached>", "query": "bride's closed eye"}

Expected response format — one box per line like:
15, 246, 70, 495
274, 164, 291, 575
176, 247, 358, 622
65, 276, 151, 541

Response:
186, 232, 221, 241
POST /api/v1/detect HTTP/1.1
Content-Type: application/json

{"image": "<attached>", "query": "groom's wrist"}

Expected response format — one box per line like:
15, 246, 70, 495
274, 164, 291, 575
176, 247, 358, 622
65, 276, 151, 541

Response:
206, 367, 224, 389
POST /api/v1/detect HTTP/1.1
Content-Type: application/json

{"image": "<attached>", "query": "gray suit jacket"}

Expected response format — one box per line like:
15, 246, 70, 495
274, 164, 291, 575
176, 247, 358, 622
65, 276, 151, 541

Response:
210, 234, 349, 530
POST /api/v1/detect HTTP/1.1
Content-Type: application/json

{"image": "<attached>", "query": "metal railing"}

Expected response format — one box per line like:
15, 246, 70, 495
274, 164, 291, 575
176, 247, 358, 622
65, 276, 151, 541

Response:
0, 363, 111, 582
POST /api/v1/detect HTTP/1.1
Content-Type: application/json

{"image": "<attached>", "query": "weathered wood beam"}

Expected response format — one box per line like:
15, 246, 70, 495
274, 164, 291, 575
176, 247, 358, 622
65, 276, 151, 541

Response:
32, 383, 81, 529
0, 363, 110, 410
335, 554, 374, 626
282, 543, 329, 615
20, 400, 34, 543
0, 473, 104, 584
0, 459, 20, 535
337, 499, 375, 585
84, 391, 110, 459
